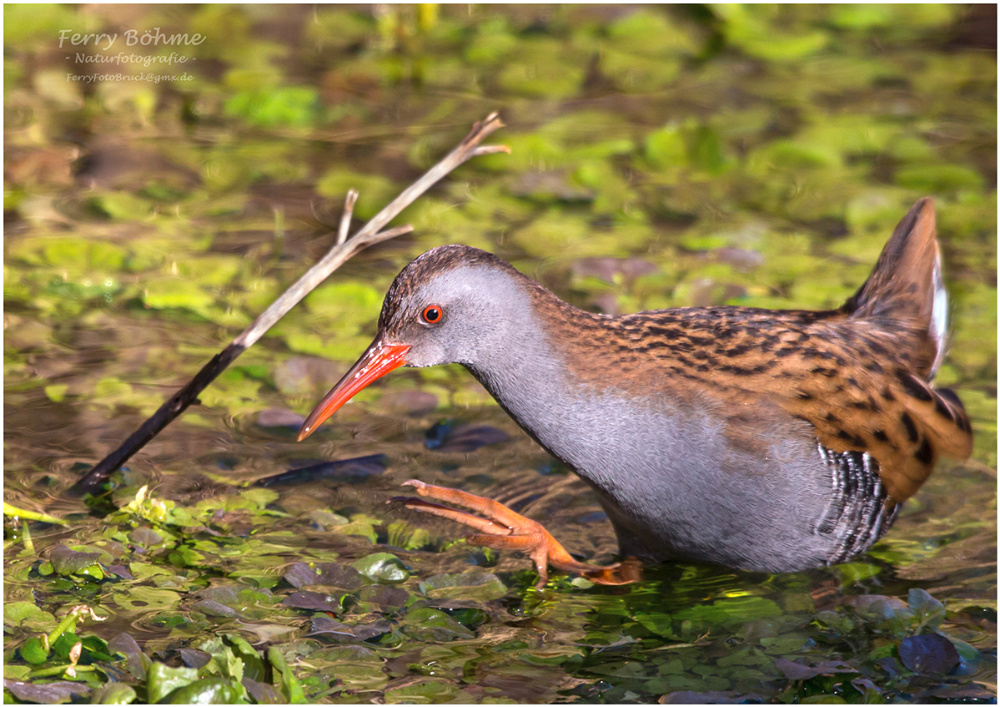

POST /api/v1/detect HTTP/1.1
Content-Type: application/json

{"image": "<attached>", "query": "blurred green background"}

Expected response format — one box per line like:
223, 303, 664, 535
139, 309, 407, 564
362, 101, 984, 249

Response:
4, 4, 996, 704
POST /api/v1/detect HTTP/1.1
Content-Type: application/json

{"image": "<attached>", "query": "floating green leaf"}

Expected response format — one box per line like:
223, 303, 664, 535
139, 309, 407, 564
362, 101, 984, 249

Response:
352, 553, 409, 584
146, 663, 200, 704
90, 683, 137, 704
19, 637, 49, 665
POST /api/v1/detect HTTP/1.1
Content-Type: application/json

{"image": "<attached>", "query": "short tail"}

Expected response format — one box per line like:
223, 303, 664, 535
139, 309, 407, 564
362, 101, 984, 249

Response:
842, 197, 948, 379
840, 198, 972, 477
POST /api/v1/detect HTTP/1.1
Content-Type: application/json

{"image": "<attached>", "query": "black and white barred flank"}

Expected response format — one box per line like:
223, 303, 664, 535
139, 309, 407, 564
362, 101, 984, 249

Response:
815, 444, 900, 565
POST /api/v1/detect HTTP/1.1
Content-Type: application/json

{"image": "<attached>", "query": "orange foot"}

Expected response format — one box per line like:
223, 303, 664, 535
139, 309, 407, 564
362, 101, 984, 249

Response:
392, 479, 642, 588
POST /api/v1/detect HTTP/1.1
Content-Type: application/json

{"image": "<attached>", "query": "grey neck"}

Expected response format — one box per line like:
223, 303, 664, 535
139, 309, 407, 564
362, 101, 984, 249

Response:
463, 303, 673, 495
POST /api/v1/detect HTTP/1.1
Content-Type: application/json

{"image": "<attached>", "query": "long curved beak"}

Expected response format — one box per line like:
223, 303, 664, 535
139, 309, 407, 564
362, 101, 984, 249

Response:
296, 338, 410, 442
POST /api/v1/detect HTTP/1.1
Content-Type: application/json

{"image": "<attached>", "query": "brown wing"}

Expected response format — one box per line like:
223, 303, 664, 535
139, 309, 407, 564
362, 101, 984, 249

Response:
577, 309, 973, 502
755, 315, 972, 501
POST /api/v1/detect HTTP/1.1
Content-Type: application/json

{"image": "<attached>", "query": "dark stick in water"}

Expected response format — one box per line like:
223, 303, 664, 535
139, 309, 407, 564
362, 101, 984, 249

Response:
71, 112, 508, 495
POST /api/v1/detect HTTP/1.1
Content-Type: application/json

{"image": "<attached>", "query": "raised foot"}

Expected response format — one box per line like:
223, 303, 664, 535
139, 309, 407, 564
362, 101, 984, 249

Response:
391, 479, 642, 588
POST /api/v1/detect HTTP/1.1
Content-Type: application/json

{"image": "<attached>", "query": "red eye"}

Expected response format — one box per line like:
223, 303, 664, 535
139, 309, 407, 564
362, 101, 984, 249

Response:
421, 304, 443, 324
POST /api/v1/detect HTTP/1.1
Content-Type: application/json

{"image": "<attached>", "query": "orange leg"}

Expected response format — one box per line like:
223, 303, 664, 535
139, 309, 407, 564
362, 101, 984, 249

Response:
392, 480, 642, 587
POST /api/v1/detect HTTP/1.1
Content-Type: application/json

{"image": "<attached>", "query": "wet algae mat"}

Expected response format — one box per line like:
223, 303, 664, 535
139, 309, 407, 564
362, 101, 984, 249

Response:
4, 5, 996, 704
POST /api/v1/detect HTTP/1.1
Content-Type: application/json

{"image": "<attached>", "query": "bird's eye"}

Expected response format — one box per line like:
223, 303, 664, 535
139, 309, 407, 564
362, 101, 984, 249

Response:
421, 304, 443, 325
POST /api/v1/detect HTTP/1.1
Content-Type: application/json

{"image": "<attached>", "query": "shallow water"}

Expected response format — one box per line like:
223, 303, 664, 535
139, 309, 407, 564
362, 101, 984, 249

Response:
4, 4, 996, 703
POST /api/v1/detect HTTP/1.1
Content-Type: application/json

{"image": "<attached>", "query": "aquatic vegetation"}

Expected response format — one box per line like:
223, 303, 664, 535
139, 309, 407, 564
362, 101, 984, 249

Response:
4, 4, 995, 703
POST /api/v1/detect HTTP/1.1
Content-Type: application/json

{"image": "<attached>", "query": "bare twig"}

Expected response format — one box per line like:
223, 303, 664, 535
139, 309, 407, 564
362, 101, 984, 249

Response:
72, 112, 507, 496
336, 189, 358, 246
367, 224, 415, 244
471, 145, 511, 157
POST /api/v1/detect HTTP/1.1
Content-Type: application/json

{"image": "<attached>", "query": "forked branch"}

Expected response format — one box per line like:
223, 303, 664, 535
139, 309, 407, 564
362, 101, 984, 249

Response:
72, 113, 508, 495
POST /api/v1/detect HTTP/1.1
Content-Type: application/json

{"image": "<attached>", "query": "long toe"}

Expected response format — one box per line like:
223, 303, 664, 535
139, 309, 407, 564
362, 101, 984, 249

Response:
392, 495, 513, 535
401, 479, 542, 532
579, 558, 644, 586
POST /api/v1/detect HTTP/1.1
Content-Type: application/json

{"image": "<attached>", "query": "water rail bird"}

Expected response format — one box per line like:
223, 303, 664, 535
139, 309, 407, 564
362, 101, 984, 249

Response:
297, 198, 972, 586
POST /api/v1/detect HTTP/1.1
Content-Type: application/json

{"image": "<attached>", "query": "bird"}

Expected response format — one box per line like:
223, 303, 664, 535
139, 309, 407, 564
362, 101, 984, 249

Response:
296, 198, 973, 586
